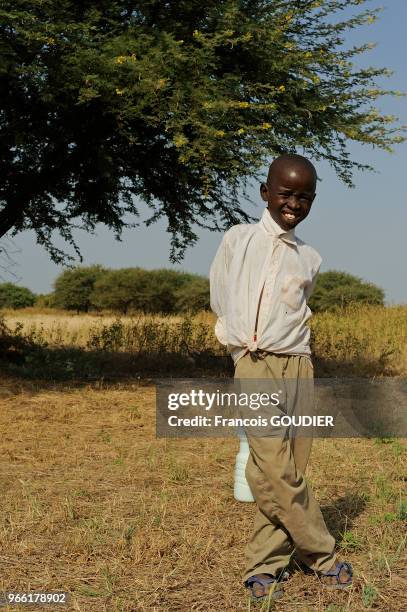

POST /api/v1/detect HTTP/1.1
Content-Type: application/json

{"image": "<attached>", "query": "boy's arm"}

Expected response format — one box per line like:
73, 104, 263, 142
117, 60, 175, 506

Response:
209, 233, 230, 346
304, 256, 322, 301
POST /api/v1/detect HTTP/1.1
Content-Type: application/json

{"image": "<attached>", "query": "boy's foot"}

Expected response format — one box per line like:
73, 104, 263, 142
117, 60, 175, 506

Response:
245, 573, 285, 600
318, 561, 353, 589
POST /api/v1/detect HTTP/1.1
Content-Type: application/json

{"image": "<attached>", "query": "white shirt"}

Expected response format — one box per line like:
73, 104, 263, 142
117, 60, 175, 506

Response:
209, 207, 322, 364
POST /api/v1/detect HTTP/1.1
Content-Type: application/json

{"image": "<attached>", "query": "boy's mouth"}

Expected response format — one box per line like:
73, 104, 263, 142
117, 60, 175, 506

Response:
281, 208, 301, 223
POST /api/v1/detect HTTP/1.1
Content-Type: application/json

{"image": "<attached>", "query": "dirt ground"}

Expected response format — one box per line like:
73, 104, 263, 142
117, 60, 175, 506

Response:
0, 377, 405, 611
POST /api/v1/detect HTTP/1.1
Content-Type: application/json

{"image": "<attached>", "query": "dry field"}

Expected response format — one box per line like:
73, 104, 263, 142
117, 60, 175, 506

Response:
0, 307, 406, 611
2, 304, 407, 376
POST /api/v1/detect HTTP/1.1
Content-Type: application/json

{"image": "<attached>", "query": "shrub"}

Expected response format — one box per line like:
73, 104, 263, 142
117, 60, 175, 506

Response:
53, 265, 106, 312
175, 277, 210, 313
91, 268, 202, 314
309, 270, 384, 312
0, 283, 35, 309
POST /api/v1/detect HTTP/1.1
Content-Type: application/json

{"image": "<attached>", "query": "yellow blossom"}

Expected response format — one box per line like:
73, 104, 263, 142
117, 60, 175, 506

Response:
115, 88, 125, 95
237, 128, 245, 134
115, 54, 137, 65
224, 30, 234, 37
261, 122, 272, 129
278, 85, 286, 92
156, 78, 167, 89
214, 130, 225, 137
238, 101, 250, 108
173, 134, 188, 148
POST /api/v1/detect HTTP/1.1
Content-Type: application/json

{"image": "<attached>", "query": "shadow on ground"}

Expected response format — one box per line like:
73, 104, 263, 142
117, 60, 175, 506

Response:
0, 316, 399, 394
1, 344, 398, 380
322, 492, 367, 543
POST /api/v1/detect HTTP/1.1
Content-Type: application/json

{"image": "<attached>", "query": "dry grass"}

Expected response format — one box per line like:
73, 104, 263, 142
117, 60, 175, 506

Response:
0, 307, 406, 610
2, 305, 407, 376
0, 377, 406, 611
2, 309, 196, 349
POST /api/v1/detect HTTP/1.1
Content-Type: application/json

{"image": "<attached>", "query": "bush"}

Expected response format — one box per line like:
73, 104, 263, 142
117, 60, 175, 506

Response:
175, 277, 210, 313
0, 283, 35, 309
35, 293, 56, 308
53, 265, 106, 312
91, 268, 150, 314
90, 268, 203, 314
309, 270, 384, 313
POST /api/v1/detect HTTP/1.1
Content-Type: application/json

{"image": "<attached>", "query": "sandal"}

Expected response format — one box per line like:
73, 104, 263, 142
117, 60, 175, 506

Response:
318, 561, 353, 590
245, 574, 284, 601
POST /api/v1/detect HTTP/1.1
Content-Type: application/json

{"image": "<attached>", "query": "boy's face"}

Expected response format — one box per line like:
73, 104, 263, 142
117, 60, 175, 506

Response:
260, 163, 316, 231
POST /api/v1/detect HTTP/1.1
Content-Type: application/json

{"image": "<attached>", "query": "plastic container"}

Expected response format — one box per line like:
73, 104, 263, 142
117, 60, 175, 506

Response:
234, 431, 255, 502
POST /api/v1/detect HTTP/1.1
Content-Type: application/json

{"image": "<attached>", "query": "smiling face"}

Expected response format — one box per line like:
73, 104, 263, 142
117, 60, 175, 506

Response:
260, 155, 317, 231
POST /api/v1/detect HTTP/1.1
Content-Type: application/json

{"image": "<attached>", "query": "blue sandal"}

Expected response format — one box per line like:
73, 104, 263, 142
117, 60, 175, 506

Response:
318, 561, 353, 589
245, 574, 284, 601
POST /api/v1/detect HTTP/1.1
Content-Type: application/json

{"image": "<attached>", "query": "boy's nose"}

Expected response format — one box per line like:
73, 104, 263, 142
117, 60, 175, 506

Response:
287, 195, 301, 208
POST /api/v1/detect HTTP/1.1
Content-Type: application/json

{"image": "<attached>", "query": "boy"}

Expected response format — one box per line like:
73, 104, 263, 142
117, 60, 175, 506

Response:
209, 154, 352, 600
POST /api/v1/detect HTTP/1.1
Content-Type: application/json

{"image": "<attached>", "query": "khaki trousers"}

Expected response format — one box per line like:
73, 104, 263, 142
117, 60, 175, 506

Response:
234, 351, 336, 581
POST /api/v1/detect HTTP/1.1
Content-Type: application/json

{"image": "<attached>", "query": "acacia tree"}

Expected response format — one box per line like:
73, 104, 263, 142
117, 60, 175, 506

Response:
308, 270, 385, 312
91, 268, 198, 313
53, 264, 105, 312
0, 0, 404, 262
0, 282, 35, 308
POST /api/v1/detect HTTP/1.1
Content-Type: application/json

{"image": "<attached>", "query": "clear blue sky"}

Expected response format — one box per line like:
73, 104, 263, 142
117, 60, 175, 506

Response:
3, 1, 407, 304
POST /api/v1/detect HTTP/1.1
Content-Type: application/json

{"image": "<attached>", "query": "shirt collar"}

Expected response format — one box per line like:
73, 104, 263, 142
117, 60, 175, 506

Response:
259, 208, 297, 246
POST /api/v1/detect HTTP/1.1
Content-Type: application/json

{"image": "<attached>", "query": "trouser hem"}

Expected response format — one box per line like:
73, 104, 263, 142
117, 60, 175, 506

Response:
243, 563, 290, 584
243, 552, 337, 584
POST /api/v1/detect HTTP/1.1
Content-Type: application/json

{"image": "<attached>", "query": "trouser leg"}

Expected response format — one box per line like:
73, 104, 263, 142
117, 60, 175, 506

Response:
235, 352, 336, 581
243, 431, 336, 580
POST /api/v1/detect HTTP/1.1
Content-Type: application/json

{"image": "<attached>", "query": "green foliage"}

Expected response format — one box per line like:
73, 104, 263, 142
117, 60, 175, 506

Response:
175, 277, 210, 313
34, 293, 56, 308
53, 265, 105, 312
142, 269, 198, 313
90, 267, 207, 313
397, 500, 407, 520
362, 584, 378, 608
0, 1, 404, 262
0, 282, 35, 308
91, 268, 150, 314
308, 270, 384, 312
339, 530, 362, 550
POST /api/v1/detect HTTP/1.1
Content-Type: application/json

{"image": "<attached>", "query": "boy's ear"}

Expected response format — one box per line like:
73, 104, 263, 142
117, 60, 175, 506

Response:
260, 182, 269, 202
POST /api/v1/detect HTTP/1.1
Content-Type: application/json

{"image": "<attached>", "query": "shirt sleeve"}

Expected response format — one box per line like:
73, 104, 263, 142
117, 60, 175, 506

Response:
304, 256, 322, 301
209, 233, 230, 346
